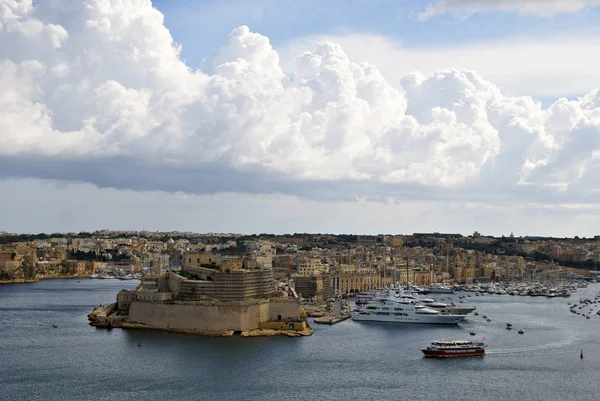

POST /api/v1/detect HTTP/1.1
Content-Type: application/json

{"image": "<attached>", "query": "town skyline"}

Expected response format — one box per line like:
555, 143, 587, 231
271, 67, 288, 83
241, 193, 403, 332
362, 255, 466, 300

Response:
1, 229, 599, 241
3, 229, 599, 286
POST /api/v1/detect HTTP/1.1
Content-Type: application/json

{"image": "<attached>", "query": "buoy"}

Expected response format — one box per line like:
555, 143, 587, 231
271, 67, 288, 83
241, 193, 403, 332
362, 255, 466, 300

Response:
580, 350, 583, 359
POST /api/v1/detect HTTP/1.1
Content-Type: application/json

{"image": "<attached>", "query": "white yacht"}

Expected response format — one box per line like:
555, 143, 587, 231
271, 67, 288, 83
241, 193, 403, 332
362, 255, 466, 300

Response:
355, 289, 389, 305
352, 292, 466, 325
426, 284, 454, 294
394, 290, 476, 316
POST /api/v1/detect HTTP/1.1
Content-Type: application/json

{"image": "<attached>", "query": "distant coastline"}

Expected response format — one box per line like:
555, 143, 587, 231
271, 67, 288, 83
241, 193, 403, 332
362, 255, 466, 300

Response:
0, 275, 90, 285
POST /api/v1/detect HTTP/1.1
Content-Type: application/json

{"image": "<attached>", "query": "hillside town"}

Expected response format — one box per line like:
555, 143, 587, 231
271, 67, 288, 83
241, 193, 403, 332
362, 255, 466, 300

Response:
1, 231, 600, 298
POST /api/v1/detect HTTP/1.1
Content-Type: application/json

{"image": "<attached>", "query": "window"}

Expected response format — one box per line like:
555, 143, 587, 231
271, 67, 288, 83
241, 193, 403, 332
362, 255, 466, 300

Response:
376, 312, 390, 316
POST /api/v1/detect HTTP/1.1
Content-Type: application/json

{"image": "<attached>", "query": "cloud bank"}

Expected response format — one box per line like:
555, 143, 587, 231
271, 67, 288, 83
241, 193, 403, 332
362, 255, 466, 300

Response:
418, 0, 600, 19
2, 0, 600, 204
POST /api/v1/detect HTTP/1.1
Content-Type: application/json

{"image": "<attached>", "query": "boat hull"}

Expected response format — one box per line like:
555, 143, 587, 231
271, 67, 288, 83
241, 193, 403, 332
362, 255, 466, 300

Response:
352, 313, 464, 325
421, 348, 485, 357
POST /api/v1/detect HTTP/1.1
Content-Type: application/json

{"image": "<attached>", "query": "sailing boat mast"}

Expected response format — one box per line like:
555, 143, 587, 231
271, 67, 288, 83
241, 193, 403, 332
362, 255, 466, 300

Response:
445, 246, 450, 283
405, 245, 409, 290
393, 251, 397, 289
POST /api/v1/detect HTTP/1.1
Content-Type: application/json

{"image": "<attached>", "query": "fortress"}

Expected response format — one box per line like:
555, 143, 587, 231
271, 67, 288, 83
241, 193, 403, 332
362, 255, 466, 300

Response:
88, 264, 312, 337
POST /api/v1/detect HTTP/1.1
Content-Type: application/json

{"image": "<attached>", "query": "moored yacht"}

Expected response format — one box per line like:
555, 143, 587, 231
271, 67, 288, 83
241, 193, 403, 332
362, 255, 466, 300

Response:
352, 292, 465, 325
426, 284, 454, 294
392, 290, 476, 316
355, 289, 388, 305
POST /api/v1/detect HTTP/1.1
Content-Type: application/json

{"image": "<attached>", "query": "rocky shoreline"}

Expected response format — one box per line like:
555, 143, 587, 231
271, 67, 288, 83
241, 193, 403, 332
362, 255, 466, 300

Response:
87, 304, 314, 338
0, 278, 39, 284
0, 275, 91, 285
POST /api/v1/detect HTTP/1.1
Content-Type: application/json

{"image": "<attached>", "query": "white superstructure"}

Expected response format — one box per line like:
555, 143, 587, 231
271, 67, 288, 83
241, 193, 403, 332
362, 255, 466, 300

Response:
352, 292, 466, 325
395, 290, 476, 316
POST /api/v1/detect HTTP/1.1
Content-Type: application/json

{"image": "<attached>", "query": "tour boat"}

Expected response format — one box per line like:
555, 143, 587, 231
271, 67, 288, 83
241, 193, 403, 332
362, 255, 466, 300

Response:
421, 340, 486, 358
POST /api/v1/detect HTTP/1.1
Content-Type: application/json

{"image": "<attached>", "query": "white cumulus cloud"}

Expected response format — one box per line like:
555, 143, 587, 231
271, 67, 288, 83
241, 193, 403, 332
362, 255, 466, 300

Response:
1, 0, 600, 205
418, 0, 600, 19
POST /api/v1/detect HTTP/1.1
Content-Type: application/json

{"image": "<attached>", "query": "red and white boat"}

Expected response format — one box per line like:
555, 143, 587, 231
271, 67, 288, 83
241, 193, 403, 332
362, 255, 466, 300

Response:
421, 340, 486, 358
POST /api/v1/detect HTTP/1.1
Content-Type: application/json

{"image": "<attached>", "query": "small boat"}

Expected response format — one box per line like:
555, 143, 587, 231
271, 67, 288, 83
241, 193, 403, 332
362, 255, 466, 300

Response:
469, 332, 476, 336
474, 312, 479, 316
482, 315, 487, 319
421, 340, 486, 358
52, 324, 58, 328
486, 319, 491, 322
518, 329, 524, 334
506, 326, 512, 330
506, 323, 512, 327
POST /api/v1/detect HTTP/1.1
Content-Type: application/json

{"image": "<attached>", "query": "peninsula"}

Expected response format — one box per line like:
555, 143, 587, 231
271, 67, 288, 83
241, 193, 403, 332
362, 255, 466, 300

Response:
88, 263, 313, 338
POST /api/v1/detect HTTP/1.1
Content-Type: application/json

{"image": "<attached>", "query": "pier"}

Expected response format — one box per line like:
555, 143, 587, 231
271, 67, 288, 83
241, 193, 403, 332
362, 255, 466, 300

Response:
312, 299, 352, 325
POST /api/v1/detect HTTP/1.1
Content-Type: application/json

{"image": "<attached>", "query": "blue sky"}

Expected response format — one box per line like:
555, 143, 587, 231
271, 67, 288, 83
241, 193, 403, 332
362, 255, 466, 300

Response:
154, 0, 600, 69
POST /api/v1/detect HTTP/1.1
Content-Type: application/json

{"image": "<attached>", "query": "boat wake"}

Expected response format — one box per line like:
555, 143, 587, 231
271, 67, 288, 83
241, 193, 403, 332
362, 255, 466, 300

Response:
486, 329, 583, 357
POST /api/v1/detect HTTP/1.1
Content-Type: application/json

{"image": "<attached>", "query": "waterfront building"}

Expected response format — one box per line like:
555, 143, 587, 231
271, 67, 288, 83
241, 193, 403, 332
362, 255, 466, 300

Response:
293, 274, 334, 300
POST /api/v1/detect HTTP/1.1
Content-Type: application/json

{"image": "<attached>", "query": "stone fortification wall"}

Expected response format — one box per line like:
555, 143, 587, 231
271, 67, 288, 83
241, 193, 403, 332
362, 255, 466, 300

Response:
167, 271, 276, 302
268, 298, 302, 321
167, 272, 185, 297
127, 298, 302, 332
117, 290, 135, 310
211, 270, 276, 301
293, 274, 334, 300
136, 290, 172, 302
176, 279, 218, 301
157, 276, 170, 292
128, 300, 270, 331
185, 267, 216, 280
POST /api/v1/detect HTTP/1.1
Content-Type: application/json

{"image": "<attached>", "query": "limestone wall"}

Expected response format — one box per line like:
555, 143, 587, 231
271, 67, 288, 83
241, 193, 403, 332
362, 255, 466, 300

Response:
168, 270, 276, 302
259, 321, 307, 331
128, 300, 271, 331
136, 290, 172, 302
127, 297, 302, 332
167, 272, 185, 297
268, 298, 302, 321
117, 290, 135, 310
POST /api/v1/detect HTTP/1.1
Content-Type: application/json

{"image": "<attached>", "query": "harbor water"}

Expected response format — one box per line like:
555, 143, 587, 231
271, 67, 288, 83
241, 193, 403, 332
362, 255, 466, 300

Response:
2, 280, 600, 401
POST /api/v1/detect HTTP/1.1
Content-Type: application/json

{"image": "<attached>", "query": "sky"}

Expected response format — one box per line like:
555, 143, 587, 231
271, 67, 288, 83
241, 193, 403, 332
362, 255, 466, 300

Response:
2, 0, 600, 237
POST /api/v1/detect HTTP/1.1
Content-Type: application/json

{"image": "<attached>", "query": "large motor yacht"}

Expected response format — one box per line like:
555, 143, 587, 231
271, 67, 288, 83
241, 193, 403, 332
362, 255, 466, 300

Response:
395, 290, 476, 316
352, 292, 466, 325
355, 289, 389, 305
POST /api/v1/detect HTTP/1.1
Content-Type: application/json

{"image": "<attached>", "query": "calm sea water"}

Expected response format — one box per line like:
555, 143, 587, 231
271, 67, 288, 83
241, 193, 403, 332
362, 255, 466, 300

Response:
2, 280, 600, 401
